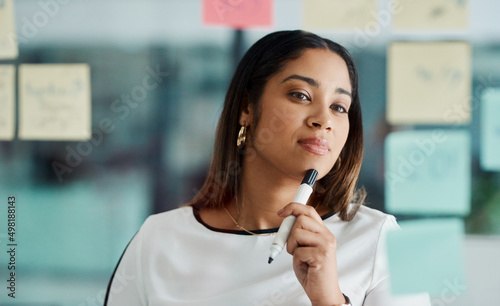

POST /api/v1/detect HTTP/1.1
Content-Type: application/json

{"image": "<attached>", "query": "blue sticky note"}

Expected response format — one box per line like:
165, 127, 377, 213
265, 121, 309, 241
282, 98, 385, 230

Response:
13, 179, 149, 273
386, 218, 466, 296
385, 130, 470, 215
480, 88, 500, 171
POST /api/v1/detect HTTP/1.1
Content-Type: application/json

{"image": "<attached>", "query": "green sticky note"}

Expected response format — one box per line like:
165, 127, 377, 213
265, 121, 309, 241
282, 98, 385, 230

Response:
386, 218, 466, 296
385, 130, 471, 215
480, 88, 500, 171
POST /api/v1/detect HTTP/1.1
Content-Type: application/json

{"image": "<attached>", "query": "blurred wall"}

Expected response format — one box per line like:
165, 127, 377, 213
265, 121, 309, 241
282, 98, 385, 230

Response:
0, 0, 499, 305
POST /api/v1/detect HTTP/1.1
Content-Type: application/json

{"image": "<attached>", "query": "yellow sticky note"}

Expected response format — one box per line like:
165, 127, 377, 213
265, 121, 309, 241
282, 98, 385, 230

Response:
19, 64, 92, 141
0, 65, 15, 140
387, 41, 471, 125
303, 0, 378, 29
392, 0, 468, 30
0, 0, 18, 60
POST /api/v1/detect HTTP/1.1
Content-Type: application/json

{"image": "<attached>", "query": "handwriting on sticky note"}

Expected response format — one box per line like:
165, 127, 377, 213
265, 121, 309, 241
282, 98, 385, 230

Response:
480, 88, 500, 171
392, 0, 468, 29
202, 0, 273, 28
387, 41, 471, 125
303, 0, 377, 29
19, 64, 91, 141
415, 65, 463, 87
0, 65, 15, 140
385, 130, 471, 215
0, 0, 18, 60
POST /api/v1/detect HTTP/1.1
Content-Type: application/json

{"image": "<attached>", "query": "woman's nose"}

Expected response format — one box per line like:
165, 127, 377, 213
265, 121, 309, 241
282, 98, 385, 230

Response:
307, 105, 333, 131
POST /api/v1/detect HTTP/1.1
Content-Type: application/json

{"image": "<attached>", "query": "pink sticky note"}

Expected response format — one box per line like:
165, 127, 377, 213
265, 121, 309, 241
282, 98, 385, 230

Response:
202, 0, 273, 28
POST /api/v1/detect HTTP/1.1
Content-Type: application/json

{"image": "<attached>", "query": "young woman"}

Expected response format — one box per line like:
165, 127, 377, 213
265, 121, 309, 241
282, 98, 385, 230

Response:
105, 30, 430, 305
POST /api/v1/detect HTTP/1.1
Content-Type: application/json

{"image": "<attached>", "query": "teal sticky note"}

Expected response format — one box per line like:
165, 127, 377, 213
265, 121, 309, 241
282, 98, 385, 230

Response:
480, 88, 500, 171
386, 218, 466, 296
385, 130, 471, 215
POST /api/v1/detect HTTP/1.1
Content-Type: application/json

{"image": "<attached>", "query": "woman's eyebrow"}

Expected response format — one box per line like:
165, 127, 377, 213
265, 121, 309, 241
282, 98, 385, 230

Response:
336, 87, 352, 98
282, 74, 352, 98
281, 74, 319, 87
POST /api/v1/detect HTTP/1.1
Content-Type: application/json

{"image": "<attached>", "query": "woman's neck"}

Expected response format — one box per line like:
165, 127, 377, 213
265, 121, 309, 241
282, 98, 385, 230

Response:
233, 162, 303, 230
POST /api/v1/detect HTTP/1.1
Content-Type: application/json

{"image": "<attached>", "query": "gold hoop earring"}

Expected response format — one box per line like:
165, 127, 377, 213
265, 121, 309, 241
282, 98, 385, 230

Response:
237, 125, 247, 148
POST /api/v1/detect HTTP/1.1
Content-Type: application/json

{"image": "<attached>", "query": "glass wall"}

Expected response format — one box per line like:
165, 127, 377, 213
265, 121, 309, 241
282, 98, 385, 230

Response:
0, 0, 499, 304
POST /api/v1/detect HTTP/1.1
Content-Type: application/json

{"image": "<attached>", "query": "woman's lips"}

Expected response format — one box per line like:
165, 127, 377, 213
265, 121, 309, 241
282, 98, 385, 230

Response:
298, 138, 330, 156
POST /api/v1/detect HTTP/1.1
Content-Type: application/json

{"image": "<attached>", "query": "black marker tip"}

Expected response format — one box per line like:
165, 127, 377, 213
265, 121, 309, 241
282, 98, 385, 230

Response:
301, 169, 318, 187
268, 257, 273, 264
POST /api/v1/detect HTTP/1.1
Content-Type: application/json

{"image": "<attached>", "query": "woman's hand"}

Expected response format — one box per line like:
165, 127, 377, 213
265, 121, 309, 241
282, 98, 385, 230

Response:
277, 203, 346, 306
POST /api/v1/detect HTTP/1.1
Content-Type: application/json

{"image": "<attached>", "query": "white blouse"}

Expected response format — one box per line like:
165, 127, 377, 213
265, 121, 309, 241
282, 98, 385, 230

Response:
105, 205, 430, 305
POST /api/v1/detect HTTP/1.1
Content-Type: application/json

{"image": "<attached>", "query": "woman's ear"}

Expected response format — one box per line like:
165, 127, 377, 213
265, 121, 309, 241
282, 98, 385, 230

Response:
239, 97, 253, 126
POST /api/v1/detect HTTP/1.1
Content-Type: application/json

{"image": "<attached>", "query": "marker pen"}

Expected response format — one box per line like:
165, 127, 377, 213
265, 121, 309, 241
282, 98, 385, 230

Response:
268, 169, 318, 264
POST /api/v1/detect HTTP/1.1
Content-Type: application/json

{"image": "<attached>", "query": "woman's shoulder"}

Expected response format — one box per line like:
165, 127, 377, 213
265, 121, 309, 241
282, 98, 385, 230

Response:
352, 204, 395, 221
325, 204, 399, 239
140, 206, 196, 232
350, 204, 399, 230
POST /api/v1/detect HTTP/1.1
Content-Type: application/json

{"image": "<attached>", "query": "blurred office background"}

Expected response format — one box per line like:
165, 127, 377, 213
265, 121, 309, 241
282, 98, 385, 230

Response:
0, 0, 499, 305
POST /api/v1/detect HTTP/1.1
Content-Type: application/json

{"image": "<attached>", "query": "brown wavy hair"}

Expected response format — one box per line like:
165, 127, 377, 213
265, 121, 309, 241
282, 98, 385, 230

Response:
188, 30, 365, 221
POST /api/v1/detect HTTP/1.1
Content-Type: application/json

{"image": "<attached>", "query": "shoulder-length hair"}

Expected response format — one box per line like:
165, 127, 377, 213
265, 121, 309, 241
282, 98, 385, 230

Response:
188, 30, 365, 221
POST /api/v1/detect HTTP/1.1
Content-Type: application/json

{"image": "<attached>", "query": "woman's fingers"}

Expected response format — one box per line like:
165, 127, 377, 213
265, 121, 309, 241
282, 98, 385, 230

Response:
286, 224, 336, 254
286, 227, 323, 254
278, 203, 342, 305
277, 202, 336, 256
278, 202, 323, 223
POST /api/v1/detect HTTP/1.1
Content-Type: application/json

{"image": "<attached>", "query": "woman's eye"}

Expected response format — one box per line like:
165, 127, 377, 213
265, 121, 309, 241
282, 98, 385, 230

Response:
331, 104, 348, 113
289, 92, 310, 101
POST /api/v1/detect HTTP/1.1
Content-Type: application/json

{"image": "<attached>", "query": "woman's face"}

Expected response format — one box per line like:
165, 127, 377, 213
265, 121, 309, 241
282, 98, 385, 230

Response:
241, 48, 352, 181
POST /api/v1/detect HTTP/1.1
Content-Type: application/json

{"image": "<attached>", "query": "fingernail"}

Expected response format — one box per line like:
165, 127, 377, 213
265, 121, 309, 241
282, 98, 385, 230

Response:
277, 208, 284, 215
